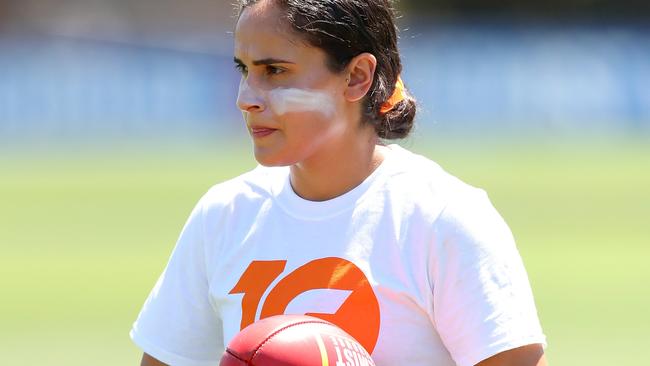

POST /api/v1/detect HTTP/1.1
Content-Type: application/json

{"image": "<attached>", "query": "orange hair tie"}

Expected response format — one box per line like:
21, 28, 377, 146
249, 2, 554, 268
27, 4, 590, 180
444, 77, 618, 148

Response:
379, 76, 407, 114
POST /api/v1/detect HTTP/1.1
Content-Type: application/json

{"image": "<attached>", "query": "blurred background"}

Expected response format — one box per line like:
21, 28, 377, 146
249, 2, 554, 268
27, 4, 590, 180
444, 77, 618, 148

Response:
0, 0, 648, 365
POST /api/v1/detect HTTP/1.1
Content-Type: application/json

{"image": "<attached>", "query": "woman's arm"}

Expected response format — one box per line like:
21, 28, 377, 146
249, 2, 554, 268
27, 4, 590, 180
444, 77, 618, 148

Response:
140, 353, 168, 366
476, 344, 547, 366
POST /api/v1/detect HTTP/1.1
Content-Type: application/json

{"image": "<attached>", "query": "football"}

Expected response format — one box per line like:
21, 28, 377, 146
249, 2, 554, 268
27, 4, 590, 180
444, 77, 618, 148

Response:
220, 315, 375, 366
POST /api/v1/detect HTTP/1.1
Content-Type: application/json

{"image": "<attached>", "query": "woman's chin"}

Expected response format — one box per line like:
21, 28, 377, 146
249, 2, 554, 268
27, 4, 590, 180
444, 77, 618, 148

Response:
253, 148, 294, 167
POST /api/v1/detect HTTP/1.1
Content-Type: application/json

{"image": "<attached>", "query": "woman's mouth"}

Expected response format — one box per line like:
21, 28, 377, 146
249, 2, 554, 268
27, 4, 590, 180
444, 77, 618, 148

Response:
251, 127, 277, 138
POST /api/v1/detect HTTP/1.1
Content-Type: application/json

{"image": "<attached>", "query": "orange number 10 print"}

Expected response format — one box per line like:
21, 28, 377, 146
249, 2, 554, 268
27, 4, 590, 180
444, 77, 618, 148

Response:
229, 257, 381, 353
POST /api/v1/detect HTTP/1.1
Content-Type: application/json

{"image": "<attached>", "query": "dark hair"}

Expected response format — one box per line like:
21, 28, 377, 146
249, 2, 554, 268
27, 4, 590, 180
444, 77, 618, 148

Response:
237, 0, 416, 139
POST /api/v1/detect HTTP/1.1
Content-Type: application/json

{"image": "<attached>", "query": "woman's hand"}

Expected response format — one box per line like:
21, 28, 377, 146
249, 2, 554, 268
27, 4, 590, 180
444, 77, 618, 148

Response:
476, 344, 547, 366
140, 353, 168, 366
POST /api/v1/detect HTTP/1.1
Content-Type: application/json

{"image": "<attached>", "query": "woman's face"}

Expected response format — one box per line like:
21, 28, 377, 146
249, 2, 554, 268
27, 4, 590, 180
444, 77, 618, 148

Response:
234, 2, 351, 167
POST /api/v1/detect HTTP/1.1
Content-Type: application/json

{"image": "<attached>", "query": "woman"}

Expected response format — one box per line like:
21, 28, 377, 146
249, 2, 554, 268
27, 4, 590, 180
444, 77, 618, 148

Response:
131, 1, 547, 365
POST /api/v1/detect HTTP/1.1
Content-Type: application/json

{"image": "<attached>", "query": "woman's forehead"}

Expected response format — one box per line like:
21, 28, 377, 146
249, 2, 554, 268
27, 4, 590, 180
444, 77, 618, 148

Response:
234, 3, 301, 60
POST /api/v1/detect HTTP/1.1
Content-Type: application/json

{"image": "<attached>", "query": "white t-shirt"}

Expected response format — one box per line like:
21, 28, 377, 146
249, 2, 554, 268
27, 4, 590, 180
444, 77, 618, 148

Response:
130, 144, 546, 366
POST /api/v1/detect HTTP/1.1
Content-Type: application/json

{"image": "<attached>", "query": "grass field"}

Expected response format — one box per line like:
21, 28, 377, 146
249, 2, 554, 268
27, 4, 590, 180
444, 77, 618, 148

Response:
1, 136, 648, 365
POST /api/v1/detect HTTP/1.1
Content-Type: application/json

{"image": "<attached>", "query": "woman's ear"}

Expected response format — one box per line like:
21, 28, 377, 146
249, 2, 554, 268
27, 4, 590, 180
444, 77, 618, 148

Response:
344, 52, 377, 102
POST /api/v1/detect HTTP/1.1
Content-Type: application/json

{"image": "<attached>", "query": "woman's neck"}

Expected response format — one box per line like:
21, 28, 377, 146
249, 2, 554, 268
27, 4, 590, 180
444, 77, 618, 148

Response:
289, 134, 386, 202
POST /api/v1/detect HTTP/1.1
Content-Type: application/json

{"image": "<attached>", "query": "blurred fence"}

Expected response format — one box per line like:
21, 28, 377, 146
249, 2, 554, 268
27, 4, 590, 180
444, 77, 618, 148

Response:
1, 21, 649, 142
403, 21, 650, 133
0, 35, 237, 140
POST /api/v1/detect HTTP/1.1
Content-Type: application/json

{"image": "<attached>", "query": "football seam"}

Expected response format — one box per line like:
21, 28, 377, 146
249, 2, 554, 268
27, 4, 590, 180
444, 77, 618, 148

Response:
249, 319, 333, 364
224, 348, 249, 364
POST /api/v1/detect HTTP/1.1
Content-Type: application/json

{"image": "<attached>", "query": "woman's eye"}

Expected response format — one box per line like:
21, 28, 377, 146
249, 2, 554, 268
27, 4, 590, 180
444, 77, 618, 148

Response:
235, 64, 248, 75
266, 66, 284, 76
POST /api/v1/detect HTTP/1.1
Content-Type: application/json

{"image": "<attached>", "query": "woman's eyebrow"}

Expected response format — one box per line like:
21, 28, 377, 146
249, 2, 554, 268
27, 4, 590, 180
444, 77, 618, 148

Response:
233, 57, 295, 66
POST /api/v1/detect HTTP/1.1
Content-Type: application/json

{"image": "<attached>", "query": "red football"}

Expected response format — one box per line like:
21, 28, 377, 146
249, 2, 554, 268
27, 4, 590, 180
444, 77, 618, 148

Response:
220, 315, 376, 366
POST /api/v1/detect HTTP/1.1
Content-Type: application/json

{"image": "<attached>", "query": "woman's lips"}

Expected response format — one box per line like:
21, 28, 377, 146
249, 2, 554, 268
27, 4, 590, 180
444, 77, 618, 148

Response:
251, 127, 277, 138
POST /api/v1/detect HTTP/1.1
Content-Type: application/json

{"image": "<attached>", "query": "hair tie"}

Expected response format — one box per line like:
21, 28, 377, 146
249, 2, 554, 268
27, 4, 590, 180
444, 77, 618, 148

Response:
380, 76, 407, 114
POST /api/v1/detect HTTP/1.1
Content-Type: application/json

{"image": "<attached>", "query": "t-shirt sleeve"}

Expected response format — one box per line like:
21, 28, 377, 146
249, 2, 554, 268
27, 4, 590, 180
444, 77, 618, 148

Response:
130, 196, 224, 366
431, 188, 546, 366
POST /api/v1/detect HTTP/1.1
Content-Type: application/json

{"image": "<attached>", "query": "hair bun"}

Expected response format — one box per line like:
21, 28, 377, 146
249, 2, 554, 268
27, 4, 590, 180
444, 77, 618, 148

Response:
376, 94, 416, 139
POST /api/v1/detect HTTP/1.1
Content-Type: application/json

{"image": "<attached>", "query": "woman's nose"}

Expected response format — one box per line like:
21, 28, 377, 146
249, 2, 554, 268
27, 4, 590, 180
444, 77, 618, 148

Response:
236, 78, 265, 113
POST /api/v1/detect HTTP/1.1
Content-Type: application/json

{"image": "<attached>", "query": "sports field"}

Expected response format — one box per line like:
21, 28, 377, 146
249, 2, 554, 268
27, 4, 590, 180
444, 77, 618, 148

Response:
1, 136, 648, 365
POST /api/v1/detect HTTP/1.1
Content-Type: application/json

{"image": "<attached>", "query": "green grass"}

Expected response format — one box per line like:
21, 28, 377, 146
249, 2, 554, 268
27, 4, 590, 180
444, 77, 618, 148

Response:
1, 137, 648, 365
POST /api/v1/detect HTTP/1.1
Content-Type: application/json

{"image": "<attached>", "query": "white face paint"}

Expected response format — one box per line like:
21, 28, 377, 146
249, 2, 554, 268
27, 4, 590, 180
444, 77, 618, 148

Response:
267, 88, 336, 119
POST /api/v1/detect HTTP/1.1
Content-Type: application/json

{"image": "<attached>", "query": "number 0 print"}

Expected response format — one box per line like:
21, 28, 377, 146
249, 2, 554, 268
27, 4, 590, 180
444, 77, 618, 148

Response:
229, 257, 381, 353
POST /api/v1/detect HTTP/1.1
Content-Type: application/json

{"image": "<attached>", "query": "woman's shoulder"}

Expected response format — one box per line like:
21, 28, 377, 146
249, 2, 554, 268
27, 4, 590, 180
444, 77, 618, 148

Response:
384, 145, 506, 228
385, 144, 483, 200
387, 146, 516, 255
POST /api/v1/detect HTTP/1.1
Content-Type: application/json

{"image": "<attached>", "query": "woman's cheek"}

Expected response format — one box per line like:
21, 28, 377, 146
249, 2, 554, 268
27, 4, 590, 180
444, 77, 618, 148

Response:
267, 87, 336, 119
